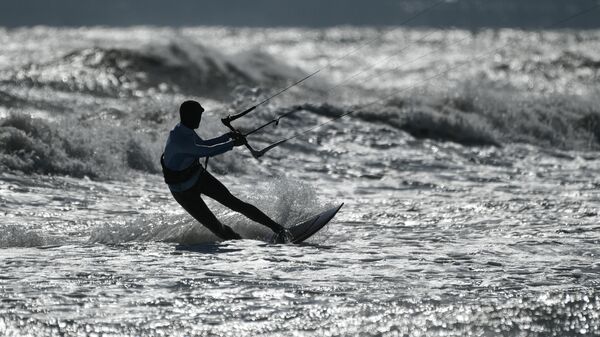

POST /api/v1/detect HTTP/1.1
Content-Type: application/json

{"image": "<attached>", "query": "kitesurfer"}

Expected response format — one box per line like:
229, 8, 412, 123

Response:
161, 100, 289, 242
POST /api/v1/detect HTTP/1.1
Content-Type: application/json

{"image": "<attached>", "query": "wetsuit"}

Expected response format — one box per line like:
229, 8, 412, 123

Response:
162, 123, 283, 240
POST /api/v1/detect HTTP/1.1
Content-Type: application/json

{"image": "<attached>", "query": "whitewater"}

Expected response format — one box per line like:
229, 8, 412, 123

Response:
1, 26, 599, 336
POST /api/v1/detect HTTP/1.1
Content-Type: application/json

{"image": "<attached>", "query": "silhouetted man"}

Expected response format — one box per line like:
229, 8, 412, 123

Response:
161, 100, 288, 242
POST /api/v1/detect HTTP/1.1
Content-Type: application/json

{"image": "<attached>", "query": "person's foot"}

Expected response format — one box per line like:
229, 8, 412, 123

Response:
270, 228, 293, 244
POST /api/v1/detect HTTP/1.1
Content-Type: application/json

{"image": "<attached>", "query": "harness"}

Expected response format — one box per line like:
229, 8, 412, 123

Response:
160, 154, 209, 185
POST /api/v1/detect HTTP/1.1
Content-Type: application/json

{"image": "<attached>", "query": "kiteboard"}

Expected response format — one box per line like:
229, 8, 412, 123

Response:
271, 203, 344, 244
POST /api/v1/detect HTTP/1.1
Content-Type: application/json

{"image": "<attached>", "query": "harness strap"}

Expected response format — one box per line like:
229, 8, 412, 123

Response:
160, 153, 204, 185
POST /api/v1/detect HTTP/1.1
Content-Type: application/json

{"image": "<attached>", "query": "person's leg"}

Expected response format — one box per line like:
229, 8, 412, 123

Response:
198, 171, 284, 233
171, 188, 241, 240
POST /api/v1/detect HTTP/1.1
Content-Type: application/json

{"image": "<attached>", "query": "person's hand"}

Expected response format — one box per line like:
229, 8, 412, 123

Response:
227, 131, 241, 139
227, 131, 246, 146
232, 134, 247, 147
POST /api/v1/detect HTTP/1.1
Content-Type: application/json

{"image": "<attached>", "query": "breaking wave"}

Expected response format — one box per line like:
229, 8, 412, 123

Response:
0, 40, 306, 99
0, 225, 50, 248
0, 113, 160, 178
496, 50, 600, 74
298, 78, 600, 149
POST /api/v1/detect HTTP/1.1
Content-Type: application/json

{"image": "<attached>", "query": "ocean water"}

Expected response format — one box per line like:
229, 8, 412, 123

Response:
1, 26, 600, 336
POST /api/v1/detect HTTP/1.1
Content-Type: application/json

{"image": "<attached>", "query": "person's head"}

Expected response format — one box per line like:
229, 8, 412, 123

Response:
179, 100, 205, 129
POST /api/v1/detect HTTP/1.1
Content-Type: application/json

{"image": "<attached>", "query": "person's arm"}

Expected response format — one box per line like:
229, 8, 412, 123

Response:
177, 134, 234, 158
201, 133, 231, 146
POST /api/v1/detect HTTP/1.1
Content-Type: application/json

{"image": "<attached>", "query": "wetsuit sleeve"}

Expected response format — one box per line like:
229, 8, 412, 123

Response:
178, 136, 234, 158
202, 133, 231, 146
